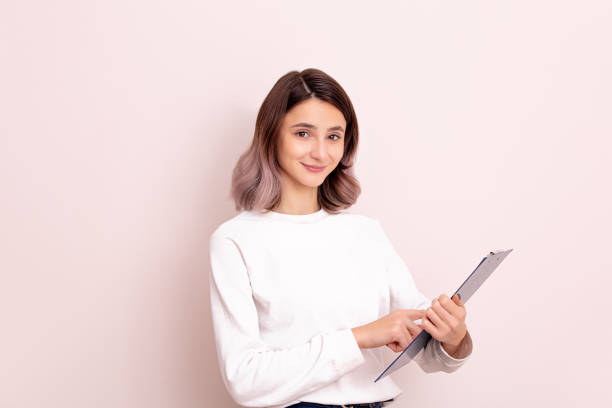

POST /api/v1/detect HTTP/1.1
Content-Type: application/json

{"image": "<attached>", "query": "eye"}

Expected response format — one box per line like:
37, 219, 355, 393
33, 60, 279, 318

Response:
329, 134, 341, 141
295, 131, 308, 138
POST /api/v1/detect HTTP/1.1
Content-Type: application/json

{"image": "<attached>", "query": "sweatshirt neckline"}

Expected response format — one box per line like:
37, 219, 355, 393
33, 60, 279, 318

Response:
255, 207, 330, 223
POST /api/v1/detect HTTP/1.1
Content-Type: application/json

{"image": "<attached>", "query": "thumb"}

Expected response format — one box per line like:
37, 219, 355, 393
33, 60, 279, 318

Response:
453, 293, 464, 306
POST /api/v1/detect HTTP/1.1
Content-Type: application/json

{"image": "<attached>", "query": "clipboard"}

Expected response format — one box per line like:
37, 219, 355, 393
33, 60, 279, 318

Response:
374, 248, 513, 382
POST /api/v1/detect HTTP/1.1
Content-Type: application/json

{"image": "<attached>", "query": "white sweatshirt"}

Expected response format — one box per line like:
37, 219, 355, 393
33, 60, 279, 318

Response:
209, 207, 473, 408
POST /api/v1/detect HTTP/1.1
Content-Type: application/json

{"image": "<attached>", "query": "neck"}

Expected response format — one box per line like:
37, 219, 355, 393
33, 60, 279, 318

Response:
271, 176, 320, 215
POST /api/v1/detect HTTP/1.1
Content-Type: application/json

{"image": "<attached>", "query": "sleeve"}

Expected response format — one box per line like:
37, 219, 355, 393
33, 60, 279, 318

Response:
372, 220, 473, 374
209, 231, 366, 407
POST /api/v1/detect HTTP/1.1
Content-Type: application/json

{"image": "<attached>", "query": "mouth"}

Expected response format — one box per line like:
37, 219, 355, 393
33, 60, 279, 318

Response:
301, 162, 326, 172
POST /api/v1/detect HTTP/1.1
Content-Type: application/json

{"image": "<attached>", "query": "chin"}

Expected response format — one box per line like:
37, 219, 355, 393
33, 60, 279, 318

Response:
299, 178, 325, 188
297, 173, 327, 188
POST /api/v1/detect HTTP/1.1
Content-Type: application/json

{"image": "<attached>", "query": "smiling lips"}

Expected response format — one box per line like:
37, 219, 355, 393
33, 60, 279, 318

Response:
301, 162, 326, 172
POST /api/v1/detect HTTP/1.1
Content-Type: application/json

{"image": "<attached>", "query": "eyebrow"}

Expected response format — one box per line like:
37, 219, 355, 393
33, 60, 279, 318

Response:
290, 122, 345, 133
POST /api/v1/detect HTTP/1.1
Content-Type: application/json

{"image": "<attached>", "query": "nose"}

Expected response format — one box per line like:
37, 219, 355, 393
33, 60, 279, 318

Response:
311, 138, 326, 160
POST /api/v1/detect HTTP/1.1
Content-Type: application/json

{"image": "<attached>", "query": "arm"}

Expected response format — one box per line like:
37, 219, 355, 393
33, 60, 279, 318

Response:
372, 220, 473, 373
441, 328, 472, 359
417, 329, 473, 373
209, 232, 366, 407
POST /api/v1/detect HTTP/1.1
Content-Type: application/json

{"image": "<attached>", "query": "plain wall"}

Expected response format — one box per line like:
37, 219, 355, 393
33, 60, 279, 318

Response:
1, 1, 610, 407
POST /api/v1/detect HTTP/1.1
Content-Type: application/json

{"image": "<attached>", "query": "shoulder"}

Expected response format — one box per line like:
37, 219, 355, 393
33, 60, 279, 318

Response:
339, 210, 376, 223
332, 210, 383, 232
209, 211, 254, 242
209, 209, 384, 241
338, 211, 393, 246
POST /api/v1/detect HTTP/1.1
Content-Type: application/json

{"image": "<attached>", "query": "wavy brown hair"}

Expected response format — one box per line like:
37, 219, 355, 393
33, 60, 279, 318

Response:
230, 68, 361, 214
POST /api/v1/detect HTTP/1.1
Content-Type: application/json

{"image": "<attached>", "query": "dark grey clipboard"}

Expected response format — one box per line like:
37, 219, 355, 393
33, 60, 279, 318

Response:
374, 248, 513, 382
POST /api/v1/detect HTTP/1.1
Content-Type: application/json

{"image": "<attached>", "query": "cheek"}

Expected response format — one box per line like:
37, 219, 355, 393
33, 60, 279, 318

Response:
333, 146, 344, 162
279, 138, 303, 163
283, 139, 309, 159
295, 144, 311, 157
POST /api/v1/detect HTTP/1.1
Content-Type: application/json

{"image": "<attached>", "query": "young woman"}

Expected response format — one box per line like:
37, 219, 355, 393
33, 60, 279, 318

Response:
209, 68, 473, 408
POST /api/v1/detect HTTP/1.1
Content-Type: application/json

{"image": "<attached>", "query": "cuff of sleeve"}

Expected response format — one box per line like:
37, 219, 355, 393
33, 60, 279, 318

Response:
328, 328, 366, 375
434, 330, 473, 366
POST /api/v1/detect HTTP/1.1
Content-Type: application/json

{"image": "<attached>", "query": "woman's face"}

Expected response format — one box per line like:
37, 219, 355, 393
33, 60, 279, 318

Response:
277, 98, 346, 189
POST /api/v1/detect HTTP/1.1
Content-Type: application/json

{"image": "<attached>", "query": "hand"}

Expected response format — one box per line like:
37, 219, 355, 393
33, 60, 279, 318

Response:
351, 309, 426, 352
418, 293, 468, 351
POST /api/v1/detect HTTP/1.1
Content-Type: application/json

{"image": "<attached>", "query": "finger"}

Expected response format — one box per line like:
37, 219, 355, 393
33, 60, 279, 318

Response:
405, 317, 424, 338
432, 298, 457, 327
399, 325, 412, 349
426, 306, 450, 332
438, 293, 463, 317
420, 316, 440, 338
405, 309, 427, 320
453, 293, 464, 306
387, 342, 401, 353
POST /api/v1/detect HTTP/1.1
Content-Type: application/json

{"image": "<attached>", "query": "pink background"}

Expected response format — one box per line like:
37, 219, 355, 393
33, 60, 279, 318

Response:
1, 1, 610, 407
